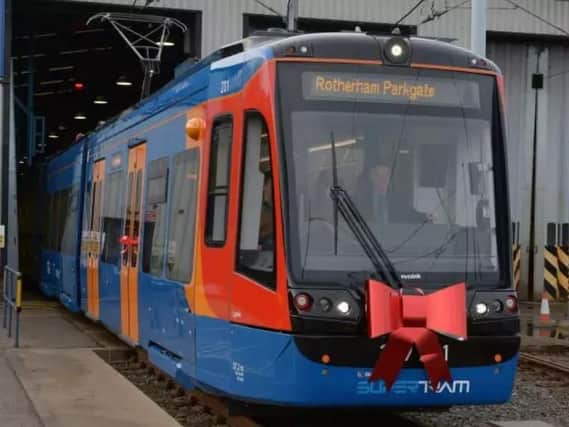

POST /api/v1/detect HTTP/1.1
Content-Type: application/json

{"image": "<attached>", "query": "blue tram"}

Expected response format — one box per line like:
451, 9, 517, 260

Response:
40, 31, 520, 407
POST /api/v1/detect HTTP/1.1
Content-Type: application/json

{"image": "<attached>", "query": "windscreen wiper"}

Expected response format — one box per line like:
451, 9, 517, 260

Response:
329, 185, 402, 289
327, 131, 402, 289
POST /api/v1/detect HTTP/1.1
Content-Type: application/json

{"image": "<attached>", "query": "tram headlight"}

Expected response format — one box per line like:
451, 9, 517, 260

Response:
390, 44, 403, 58
337, 301, 351, 315
289, 289, 360, 322
475, 302, 489, 316
384, 37, 411, 65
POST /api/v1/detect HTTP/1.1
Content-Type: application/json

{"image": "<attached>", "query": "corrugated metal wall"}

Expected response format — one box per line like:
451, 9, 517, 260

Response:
488, 39, 569, 300
60, 0, 569, 55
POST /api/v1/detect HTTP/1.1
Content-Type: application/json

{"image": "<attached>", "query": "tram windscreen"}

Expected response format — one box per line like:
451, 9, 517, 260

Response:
277, 63, 505, 287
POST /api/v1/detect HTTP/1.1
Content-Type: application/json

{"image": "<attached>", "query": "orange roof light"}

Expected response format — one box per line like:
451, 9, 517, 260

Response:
186, 117, 205, 141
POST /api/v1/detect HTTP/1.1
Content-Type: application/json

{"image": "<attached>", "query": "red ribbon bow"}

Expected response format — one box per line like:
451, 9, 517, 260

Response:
366, 280, 467, 391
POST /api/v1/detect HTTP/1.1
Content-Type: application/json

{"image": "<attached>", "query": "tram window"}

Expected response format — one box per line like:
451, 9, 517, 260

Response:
61, 186, 79, 255
167, 149, 200, 282
236, 113, 276, 289
205, 117, 233, 246
55, 190, 70, 252
142, 158, 169, 275
132, 171, 143, 268
101, 171, 125, 265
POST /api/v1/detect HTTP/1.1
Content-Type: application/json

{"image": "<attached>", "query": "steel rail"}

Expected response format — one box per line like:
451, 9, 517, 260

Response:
132, 349, 262, 427
520, 352, 569, 375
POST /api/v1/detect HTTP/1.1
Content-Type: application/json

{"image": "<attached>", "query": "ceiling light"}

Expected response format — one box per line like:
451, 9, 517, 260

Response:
93, 96, 108, 105
157, 40, 175, 47
39, 79, 64, 86
116, 75, 133, 86
48, 132, 59, 139
49, 65, 74, 72
60, 49, 89, 56
74, 112, 87, 120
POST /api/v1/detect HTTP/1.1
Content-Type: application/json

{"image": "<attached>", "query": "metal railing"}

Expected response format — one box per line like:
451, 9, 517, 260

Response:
2, 266, 22, 347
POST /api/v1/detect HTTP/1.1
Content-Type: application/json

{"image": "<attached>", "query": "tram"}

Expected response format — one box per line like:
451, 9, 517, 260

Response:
41, 31, 520, 407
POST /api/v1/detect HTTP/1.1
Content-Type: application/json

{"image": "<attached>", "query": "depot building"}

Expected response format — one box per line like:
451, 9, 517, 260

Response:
14, 0, 569, 300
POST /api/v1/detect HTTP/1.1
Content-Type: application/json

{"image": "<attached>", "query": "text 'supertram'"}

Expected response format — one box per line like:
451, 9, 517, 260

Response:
41, 31, 520, 407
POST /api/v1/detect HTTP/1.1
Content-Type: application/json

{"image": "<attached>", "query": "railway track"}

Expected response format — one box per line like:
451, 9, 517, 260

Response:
520, 352, 569, 375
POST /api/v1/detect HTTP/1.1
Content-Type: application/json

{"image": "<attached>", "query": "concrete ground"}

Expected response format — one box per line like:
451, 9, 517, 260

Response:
0, 303, 180, 427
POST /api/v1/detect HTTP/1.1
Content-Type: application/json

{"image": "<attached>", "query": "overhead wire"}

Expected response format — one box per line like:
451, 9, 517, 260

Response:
503, 0, 569, 37
394, 0, 427, 27
253, 0, 285, 19
419, 0, 471, 25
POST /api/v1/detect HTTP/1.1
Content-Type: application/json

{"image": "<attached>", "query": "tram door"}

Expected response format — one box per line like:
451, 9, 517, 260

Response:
120, 143, 146, 342
86, 160, 105, 319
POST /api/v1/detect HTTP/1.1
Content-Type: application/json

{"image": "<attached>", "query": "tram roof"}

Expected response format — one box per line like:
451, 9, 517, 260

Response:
79, 31, 500, 153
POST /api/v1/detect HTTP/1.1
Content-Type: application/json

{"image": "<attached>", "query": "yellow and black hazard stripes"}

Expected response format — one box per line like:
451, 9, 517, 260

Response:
512, 222, 521, 291
544, 245, 559, 301
557, 245, 569, 301
544, 223, 559, 301
512, 244, 521, 290
556, 223, 569, 301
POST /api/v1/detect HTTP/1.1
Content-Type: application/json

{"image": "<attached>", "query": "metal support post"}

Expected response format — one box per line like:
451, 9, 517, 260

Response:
470, 0, 487, 57
26, 57, 34, 164
1, 270, 6, 329
286, 0, 299, 32
2, 266, 22, 347
7, 273, 11, 337
14, 276, 20, 347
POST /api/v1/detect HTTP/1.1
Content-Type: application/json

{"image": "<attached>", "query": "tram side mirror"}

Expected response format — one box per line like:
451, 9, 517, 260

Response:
468, 162, 482, 195
418, 144, 449, 188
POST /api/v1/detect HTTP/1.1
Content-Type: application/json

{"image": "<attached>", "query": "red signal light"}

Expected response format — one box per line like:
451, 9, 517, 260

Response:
505, 295, 518, 313
74, 82, 85, 91
294, 293, 313, 312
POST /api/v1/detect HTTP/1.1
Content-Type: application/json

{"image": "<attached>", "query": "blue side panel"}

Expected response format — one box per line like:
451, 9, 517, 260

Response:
99, 262, 121, 333
40, 250, 60, 297
188, 317, 517, 407
60, 254, 79, 312
195, 316, 231, 394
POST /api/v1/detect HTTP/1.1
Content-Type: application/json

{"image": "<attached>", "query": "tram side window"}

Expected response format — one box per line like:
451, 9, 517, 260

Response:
61, 186, 79, 255
101, 171, 125, 265
205, 117, 233, 246
51, 189, 70, 252
237, 113, 276, 289
142, 158, 169, 276
167, 149, 200, 282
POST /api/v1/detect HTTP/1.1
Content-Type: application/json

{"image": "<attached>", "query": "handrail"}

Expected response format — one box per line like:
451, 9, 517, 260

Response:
2, 266, 22, 347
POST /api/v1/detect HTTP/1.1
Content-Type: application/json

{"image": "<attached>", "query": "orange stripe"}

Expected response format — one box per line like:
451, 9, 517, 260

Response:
277, 57, 383, 65
411, 62, 498, 76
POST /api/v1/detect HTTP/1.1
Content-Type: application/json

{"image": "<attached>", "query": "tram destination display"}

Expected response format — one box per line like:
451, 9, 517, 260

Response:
302, 71, 481, 108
